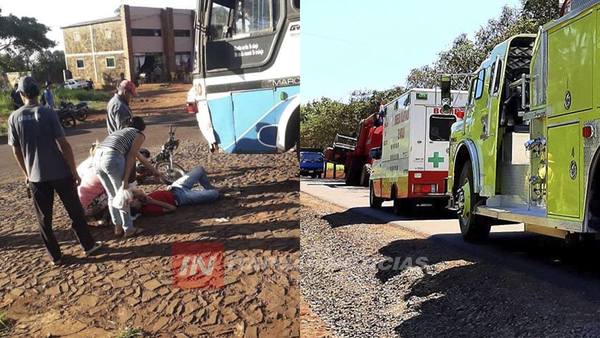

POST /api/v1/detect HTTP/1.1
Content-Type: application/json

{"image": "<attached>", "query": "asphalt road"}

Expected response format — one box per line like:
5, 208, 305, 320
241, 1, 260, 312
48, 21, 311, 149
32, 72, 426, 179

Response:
301, 178, 600, 302
0, 112, 201, 184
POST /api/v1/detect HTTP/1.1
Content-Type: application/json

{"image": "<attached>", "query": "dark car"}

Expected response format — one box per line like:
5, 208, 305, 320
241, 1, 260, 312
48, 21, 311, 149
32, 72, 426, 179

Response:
300, 151, 324, 178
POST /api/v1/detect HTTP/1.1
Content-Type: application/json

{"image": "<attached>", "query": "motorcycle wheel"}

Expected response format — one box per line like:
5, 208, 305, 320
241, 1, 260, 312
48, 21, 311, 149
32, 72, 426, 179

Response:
61, 116, 76, 128
76, 109, 88, 121
155, 161, 186, 184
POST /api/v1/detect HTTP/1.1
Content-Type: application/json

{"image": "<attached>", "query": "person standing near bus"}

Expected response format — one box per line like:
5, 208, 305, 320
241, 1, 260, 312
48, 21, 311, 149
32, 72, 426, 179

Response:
8, 76, 103, 265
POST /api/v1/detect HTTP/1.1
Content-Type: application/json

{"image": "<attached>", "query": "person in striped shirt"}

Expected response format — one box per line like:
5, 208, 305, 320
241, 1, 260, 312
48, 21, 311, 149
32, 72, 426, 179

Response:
93, 117, 162, 238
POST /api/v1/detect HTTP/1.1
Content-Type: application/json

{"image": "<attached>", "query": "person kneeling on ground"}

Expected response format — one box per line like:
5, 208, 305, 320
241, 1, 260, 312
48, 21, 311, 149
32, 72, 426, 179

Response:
77, 144, 109, 225
94, 117, 162, 238
131, 166, 219, 216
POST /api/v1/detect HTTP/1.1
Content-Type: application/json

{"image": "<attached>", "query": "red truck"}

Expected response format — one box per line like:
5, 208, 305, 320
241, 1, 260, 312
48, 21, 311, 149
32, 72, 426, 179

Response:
341, 114, 384, 186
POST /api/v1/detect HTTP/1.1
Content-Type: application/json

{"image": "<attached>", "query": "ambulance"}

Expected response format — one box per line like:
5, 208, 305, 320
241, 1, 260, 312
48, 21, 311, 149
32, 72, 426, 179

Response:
369, 88, 468, 213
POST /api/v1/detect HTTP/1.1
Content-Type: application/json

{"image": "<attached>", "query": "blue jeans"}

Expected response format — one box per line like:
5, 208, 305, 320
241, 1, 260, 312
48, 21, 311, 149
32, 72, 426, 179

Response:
93, 148, 133, 232
170, 166, 219, 206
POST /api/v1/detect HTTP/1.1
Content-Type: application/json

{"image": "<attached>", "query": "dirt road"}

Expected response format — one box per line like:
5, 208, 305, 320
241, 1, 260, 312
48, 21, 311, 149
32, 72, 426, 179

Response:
0, 84, 300, 337
0, 84, 201, 184
301, 180, 600, 337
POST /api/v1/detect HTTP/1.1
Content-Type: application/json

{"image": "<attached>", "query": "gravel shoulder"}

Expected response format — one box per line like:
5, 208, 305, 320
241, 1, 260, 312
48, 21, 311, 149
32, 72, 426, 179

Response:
300, 193, 600, 337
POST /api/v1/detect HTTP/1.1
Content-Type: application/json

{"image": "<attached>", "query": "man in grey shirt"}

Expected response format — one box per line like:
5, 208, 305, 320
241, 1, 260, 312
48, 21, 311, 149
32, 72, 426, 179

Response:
107, 80, 137, 134
9, 76, 103, 265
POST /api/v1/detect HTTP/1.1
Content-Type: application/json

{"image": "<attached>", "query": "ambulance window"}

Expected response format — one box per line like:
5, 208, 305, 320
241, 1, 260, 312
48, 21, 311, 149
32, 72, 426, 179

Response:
474, 69, 485, 100
430, 115, 456, 141
403, 95, 411, 107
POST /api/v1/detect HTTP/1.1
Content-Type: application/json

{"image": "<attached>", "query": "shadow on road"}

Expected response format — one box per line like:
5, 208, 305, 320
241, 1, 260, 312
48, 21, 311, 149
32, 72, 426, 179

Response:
321, 205, 456, 229
371, 236, 600, 337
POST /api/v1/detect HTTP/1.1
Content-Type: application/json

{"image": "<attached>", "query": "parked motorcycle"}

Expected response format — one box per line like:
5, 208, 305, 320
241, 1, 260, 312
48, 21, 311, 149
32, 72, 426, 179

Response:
57, 105, 76, 128
136, 125, 186, 184
59, 101, 88, 121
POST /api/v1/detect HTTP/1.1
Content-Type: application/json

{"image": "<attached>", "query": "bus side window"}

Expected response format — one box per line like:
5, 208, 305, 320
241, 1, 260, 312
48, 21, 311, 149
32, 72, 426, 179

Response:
234, 0, 278, 37
210, 4, 233, 40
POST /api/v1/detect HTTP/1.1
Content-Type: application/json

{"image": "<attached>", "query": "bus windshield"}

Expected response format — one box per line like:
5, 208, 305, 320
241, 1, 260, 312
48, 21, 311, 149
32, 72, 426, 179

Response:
210, 0, 276, 41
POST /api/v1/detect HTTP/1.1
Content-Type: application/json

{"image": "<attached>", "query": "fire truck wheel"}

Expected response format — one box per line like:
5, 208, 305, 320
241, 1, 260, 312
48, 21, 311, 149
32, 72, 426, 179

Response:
457, 161, 490, 242
370, 184, 383, 209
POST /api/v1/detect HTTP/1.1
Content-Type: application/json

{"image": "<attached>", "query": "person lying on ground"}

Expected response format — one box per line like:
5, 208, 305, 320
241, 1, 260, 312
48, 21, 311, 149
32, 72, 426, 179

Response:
93, 117, 163, 238
8, 76, 103, 265
130, 166, 219, 216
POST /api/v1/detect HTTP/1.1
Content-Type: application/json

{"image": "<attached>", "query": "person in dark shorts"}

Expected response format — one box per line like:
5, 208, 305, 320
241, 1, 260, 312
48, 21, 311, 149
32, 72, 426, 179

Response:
8, 76, 103, 265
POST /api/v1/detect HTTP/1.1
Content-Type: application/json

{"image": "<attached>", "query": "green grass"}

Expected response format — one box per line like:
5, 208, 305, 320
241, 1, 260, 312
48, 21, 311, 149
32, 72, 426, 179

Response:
0, 91, 12, 135
116, 327, 143, 338
0, 88, 111, 135
54, 88, 111, 102
0, 312, 13, 335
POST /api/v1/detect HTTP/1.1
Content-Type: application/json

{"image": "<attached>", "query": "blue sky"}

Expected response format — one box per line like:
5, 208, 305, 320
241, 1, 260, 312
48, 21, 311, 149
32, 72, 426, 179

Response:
301, 0, 521, 103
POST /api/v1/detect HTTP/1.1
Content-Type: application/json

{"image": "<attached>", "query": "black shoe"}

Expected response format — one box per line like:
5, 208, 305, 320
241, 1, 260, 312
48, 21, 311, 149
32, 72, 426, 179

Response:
85, 241, 104, 257
51, 257, 63, 266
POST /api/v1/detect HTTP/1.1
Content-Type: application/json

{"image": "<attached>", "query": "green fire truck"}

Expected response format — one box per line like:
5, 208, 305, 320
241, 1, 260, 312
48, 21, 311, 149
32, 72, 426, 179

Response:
446, 0, 600, 242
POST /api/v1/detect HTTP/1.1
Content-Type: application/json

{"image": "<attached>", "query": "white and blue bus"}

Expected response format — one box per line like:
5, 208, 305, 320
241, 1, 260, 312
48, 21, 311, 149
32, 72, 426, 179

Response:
187, 0, 300, 153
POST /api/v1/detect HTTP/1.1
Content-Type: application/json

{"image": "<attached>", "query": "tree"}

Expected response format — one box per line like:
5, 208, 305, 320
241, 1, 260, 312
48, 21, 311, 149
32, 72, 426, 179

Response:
32, 50, 65, 83
301, 86, 406, 150
0, 9, 55, 55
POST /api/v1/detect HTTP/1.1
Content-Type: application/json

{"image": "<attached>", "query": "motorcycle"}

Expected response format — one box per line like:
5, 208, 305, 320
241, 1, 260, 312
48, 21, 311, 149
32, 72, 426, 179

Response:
136, 125, 186, 184
57, 105, 76, 128
59, 101, 88, 121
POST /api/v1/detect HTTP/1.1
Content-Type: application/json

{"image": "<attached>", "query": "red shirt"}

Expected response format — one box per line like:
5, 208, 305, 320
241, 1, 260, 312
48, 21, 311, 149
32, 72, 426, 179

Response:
141, 190, 176, 216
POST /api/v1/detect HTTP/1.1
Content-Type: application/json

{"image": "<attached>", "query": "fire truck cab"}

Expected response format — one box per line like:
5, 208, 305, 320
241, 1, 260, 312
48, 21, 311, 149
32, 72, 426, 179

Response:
448, 0, 600, 242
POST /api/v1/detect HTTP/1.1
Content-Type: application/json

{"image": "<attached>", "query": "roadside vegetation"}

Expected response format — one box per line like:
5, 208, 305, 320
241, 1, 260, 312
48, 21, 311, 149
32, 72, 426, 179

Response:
0, 88, 111, 135
0, 311, 13, 336
115, 327, 143, 338
300, 0, 560, 150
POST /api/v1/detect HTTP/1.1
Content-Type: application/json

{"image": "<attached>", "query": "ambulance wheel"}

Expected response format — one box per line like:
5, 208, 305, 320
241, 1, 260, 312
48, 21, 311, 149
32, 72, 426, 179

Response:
360, 165, 371, 187
456, 162, 490, 242
391, 187, 407, 215
369, 184, 383, 209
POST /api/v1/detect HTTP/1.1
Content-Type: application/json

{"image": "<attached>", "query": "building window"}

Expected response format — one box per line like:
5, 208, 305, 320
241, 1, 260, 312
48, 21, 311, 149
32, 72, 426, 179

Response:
175, 53, 192, 70
73, 32, 81, 42
106, 57, 116, 68
174, 29, 191, 37
132, 29, 162, 37
106, 30, 112, 39
76, 59, 84, 69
